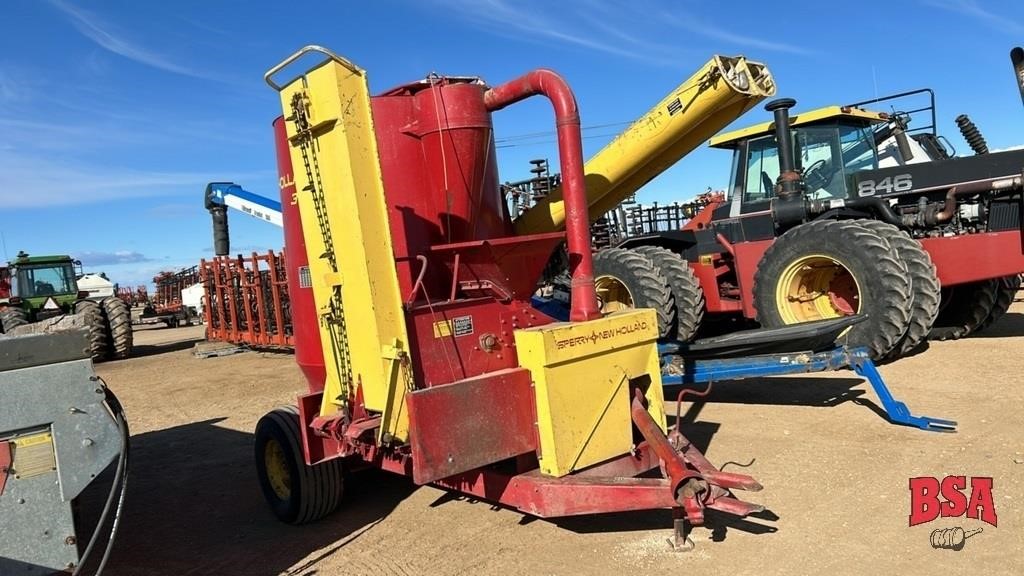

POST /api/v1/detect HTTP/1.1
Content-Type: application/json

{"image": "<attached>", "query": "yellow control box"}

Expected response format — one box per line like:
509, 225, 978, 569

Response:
514, 309, 665, 477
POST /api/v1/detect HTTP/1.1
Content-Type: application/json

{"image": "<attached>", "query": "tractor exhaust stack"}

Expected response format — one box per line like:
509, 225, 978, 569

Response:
1011, 47, 1024, 108
765, 98, 803, 200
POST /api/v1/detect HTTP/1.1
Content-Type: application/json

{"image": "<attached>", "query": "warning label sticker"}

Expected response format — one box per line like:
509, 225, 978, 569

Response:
452, 316, 474, 337
433, 315, 474, 338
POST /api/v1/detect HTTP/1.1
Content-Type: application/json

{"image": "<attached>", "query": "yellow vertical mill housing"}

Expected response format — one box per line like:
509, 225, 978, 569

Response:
278, 59, 414, 442
514, 309, 666, 477
515, 55, 775, 235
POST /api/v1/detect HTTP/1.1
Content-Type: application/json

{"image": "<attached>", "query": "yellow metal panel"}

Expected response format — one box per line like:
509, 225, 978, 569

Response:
709, 105, 887, 148
515, 55, 775, 235
514, 310, 665, 477
278, 59, 413, 442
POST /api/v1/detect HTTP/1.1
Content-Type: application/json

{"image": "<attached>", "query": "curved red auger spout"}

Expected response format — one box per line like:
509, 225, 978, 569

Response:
483, 70, 601, 323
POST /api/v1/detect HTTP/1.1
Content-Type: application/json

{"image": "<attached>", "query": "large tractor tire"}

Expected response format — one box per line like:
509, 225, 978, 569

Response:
101, 296, 133, 360
752, 219, 912, 360
592, 248, 674, 338
854, 220, 940, 358
975, 274, 1021, 333
0, 306, 28, 333
255, 406, 345, 525
632, 246, 705, 341
74, 299, 109, 361
929, 280, 1000, 340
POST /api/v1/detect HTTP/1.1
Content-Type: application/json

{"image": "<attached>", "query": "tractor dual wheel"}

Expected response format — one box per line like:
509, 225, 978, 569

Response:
592, 248, 675, 339
255, 406, 345, 525
853, 220, 940, 358
976, 274, 1021, 333
0, 306, 28, 334
632, 246, 705, 341
929, 280, 1000, 341
753, 219, 912, 360
101, 297, 133, 360
74, 299, 109, 361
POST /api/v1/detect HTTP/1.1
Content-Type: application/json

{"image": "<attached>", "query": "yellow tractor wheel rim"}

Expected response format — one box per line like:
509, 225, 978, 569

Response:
264, 438, 292, 501
775, 254, 861, 324
594, 275, 634, 314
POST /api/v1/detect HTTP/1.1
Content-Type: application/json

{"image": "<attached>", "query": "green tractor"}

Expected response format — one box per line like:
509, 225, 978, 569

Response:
0, 251, 133, 361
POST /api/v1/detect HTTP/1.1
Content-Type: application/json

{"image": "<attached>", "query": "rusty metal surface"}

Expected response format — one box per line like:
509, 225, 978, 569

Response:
200, 250, 293, 348
407, 367, 537, 485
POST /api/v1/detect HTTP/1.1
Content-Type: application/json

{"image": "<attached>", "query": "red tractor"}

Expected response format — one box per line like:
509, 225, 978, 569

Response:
603, 91, 1023, 360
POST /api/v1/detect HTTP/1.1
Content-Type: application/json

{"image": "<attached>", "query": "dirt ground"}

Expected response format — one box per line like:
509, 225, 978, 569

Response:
88, 305, 1024, 576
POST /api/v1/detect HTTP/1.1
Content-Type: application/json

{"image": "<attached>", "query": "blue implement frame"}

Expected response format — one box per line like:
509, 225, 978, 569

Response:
659, 345, 956, 433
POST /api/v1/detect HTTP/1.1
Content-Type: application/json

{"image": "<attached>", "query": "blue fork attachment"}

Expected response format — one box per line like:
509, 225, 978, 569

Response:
659, 345, 957, 433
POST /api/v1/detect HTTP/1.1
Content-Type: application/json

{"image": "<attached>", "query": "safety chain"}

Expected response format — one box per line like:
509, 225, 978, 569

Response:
288, 92, 354, 398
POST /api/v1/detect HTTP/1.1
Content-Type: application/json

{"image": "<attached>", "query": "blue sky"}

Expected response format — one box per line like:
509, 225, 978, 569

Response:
2, 0, 1022, 288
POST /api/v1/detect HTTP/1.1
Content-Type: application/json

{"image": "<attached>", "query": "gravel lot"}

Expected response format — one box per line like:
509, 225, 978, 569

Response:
90, 304, 1024, 575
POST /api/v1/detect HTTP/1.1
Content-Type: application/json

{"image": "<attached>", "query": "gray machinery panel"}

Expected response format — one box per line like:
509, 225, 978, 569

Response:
0, 331, 123, 574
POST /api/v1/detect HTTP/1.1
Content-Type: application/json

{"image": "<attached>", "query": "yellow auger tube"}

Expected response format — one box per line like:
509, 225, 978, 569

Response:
514, 55, 776, 234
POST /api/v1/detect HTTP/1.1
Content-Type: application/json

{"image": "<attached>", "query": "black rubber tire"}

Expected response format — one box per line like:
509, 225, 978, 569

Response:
974, 274, 1021, 334
930, 280, 1000, 340
753, 219, 912, 360
101, 297, 133, 360
74, 299, 109, 361
632, 246, 705, 341
0, 306, 28, 333
853, 220, 940, 358
592, 248, 674, 338
254, 406, 345, 525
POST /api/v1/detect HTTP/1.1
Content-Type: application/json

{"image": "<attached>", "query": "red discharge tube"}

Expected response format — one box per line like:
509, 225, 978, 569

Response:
483, 70, 600, 322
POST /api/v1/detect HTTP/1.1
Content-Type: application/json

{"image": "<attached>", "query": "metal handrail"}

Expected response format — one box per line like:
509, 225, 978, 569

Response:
847, 88, 937, 136
264, 45, 362, 91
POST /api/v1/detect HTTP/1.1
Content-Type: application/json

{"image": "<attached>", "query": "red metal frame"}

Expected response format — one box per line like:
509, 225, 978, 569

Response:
922, 230, 1024, 286
116, 285, 149, 307
151, 267, 200, 315
681, 192, 726, 232
0, 441, 10, 497
0, 267, 10, 300
200, 250, 293, 348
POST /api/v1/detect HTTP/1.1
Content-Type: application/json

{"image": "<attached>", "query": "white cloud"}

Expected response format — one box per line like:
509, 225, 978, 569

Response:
75, 250, 155, 265
660, 13, 811, 55
922, 0, 1024, 35
430, 0, 809, 62
48, 0, 220, 81
0, 150, 273, 207
433, 0, 657, 61
990, 144, 1024, 153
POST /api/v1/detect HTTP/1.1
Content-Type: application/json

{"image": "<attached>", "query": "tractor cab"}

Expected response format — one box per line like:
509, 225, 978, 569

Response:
7, 252, 81, 317
711, 106, 888, 213
711, 89, 956, 220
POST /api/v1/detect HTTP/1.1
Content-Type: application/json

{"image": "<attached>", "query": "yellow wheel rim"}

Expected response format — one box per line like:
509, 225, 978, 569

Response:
775, 254, 861, 324
594, 275, 634, 313
264, 438, 292, 501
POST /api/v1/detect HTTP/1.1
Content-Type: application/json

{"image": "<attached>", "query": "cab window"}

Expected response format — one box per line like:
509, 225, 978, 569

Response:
16, 264, 76, 298
743, 135, 779, 203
